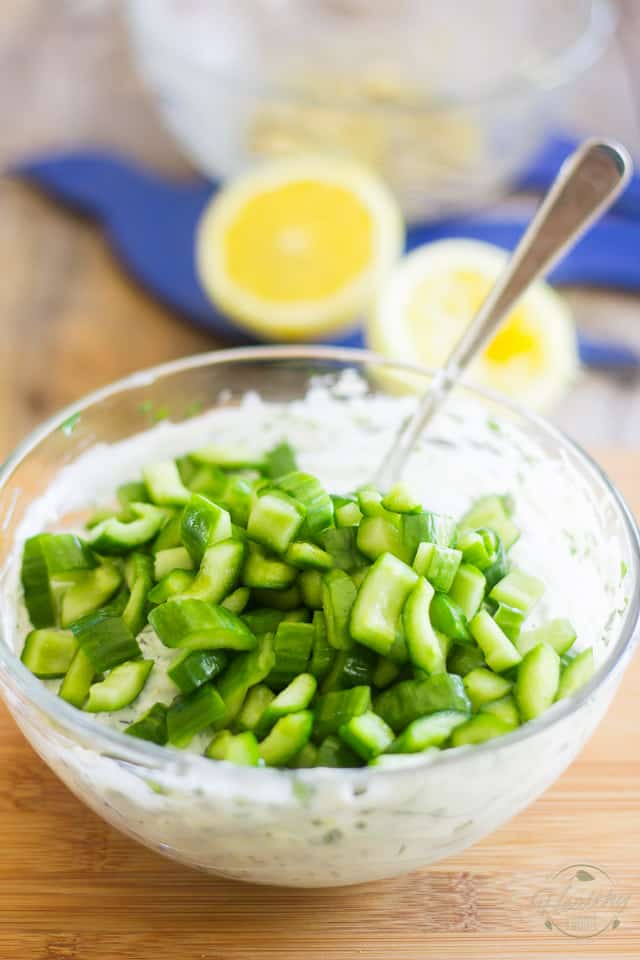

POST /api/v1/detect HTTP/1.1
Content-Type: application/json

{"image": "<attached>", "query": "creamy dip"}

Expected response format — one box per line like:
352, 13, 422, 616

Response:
0, 371, 632, 885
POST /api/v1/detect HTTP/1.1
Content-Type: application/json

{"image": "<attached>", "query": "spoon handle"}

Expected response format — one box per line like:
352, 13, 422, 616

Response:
375, 138, 633, 490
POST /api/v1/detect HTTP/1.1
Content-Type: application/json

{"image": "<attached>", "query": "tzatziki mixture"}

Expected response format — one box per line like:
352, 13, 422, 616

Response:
0, 372, 630, 885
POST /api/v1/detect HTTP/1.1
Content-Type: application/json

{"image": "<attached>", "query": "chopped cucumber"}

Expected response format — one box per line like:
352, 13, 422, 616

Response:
389, 710, 469, 752
556, 647, 595, 701
469, 609, 522, 673
19, 440, 579, 770
85, 659, 153, 713
515, 643, 560, 720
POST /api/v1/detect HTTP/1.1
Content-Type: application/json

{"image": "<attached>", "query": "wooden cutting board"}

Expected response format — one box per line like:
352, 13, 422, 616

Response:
0, 450, 638, 960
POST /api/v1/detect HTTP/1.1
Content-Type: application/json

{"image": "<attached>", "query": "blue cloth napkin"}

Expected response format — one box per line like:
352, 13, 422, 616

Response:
13, 135, 640, 370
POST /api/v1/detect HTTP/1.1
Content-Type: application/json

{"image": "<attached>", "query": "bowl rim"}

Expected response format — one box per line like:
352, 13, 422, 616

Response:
125, 0, 616, 114
1, 344, 638, 782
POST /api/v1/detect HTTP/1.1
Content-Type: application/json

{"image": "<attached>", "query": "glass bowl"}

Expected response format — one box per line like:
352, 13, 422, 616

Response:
124, 0, 616, 219
0, 346, 638, 887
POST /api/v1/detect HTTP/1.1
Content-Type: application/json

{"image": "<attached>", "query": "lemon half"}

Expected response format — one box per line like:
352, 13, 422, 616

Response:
196, 156, 404, 340
367, 238, 578, 411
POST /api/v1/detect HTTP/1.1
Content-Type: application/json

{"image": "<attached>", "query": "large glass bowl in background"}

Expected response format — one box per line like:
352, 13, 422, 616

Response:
0, 347, 638, 887
124, 0, 615, 219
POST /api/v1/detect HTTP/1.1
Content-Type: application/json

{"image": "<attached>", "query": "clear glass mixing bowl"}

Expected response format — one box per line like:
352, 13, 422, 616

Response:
0, 347, 638, 886
124, 0, 616, 219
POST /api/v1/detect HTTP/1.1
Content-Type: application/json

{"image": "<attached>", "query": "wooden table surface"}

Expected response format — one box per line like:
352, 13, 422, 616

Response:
0, 3, 639, 958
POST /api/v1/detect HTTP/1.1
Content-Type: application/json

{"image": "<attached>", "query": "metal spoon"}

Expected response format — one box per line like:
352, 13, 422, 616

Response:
375, 138, 633, 490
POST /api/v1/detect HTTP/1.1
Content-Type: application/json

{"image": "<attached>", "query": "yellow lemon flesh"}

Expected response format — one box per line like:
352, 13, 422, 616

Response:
197, 156, 404, 340
368, 239, 578, 412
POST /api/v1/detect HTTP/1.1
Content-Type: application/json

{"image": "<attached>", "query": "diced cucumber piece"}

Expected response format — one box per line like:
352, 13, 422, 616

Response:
85, 659, 153, 713
21, 629, 77, 678
447, 642, 486, 676
460, 495, 519, 550
480, 694, 520, 728
217, 635, 275, 720
150, 599, 257, 652
403, 577, 447, 675
517, 618, 577, 657
556, 647, 595, 701
515, 642, 560, 720
152, 511, 183, 553
167, 684, 228, 747
357, 487, 386, 517
259, 710, 313, 766
275, 471, 334, 541
242, 542, 297, 589
413, 542, 462, 593
126, 703, 168, 744
310, 610, 334, 681
493, 603, 525, 642
71, 609, 141, 672
247, 490, 305, 554
469, 609, 522, 673
357, 515, 411, 564
490, 569, 544, 613
206, 730, 260, 765
402, 511, 457, 558
60, 562, 123, 628
463, 667, 512, 710
267, 622, 314, 689
167, 649, 228, 694
148, 569, 195, 604
177, 539, 244, 604
236, 684, 276, 732
181, 493, 232, 564
390, 709, 469, 753
190, 444, 264, 470
450, 713, 514, 747
143, 460, 191, 505
122, 552, 154, 636
448, 563, 486, 620
350, 553, 418, 655
321, 527, 367, 572
22, 533, 97, 629
58, 647, 95, 708
339, 710, 394, 761
284, 541, 333, 571
335, 501, 363, 528
222, 586, 251, 614
299, 569, 324, 609
255, 672, 317, 737
313, 685, 371, 742
320, 645, 376, 693
429, 592, 471, 643
88, 502, 166, 555
374, 674, 470, 732
153, 547, 194, 581
381, 482, 421, 514
323, 569, 358, 650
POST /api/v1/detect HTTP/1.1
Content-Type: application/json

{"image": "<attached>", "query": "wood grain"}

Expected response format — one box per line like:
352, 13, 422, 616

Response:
0, 452, 638, 959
